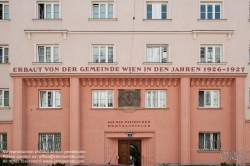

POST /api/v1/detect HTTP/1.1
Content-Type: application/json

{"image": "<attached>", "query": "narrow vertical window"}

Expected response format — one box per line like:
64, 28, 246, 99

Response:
0, 4, 9, 19
0, 89, 9, 107
0, 46, 9, 63
0, 133, 7, 152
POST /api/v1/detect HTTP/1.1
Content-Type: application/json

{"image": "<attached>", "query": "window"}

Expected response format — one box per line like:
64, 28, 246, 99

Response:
200, 3, 221, 19
146, 45, 168, 62
92, 3, 114, 19
0, 46, 8, 63
146, 90, 166, 108
0, 133, 7, 153
40, 90, 61, 108
39, 133, 61, 152
92, 90, 113, 108
0, 3, 9, 19
37, 45, 59, 63
0, 89, 9, 107
37, 2, 59, 19
199, 133, 220, 150
199, 90, 219, 108
92, 45, 114, 63
146, 2, 167, 19
200, 45, 222, 63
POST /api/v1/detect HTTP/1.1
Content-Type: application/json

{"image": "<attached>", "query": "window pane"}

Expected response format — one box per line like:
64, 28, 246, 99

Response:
152, 91, 158, 107
4, 91, 9, 106
38, 4, 44, 19
55, 91, 60, 107
54, 4, 59, 19
40, 91, 46, 107
93, 91, 99, 107
107, 91, 113, 107
4, 5, 9, 19
200, 13, 206, 19
100, 4, 106, 18
4, 48, 8, 63
200, 47, 205, 62
160, 91, 166, 107
162, 46, 167, 62
215, 5, 220, 12
152, 4, 161, 19
205, 91, 211, 106
47, 91, 53, 107
161, 4, 167, 19
146, 91, 151, 107
213, 91, 218, 107
153, 47, 160, 62
38, 46, 44, 62
215, 47, 220, 62
46, 47, 51, 62
207, 47, 213, 62
0, 4, 2, 19
199, 133, 204, 149
108, 4, 113, 18
108, 47, 113, 62
147, 4, 152, 19
199, 91, 204, 107
207, 13, 212, 19
205, 133, 211, 149
93, 47, 99, 62
200, 5, 206, 12
46, 4, 52, 19
146, 47, 153, 62
100, 91, 105, 107
215, 13, 220, 19
207, 5, 213, 12
53, 47, 59, 62
100, 47, 106, 62
0, 91, 2, 106
0, 48, 2, 63
93, 5, 99, 18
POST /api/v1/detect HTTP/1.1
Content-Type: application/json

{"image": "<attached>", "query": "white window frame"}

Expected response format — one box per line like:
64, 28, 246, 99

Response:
0, 3, 9, 19
92, 45, 114, 63
39, 90, 61, 108
37, 45, 59, 63
199, 132, 220, 150
200, 3, 222, 19
199, 90, 220, 108
145, 90, 166, 108
146, 45, 168, 63
0, 89, 9, 107
200, 45, 222, 63
146, 2, 168, 19
0, 46, 8, 63
39, 133, 61, 152
0, 133, 7, 152
92, 90, 114, 108
92, 2, 114, 19
37, 2, 60, 19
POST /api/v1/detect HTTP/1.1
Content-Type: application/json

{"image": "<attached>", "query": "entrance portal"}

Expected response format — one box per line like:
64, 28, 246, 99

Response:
118, 140, 141, 166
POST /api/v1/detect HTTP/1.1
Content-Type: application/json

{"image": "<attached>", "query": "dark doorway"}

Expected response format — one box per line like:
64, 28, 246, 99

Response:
118, 140, 141, 166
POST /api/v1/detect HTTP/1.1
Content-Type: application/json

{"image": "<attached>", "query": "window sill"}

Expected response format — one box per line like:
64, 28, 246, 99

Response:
143, 19, 172, 22
90, 108, 115, 110
0, 63, 10, 65
0, 107, 11, 110
197, 19, 227, 22
197, 150, 221, 153
88, 18, 117, 21
197, 62, 227, 65
32, 19, 62, 22
143, 62, 172, 65
197, 107, 223, 110
88, 62, 118, 65
0, 19, 10, 22
36, 108, 62, 110
32, 62, 62, 65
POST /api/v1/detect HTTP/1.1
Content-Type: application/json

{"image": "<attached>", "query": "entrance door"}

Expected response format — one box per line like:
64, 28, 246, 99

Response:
118, 140, 141, 166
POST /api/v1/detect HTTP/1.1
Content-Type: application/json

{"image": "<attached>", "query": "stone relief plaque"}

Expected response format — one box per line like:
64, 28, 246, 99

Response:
118, 89, 140, 107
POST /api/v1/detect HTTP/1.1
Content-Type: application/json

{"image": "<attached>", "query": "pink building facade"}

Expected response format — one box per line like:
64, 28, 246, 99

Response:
0, 0, 250, 165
